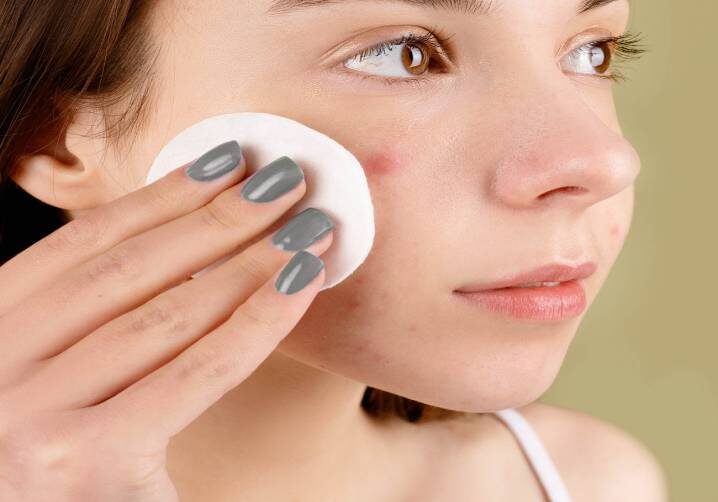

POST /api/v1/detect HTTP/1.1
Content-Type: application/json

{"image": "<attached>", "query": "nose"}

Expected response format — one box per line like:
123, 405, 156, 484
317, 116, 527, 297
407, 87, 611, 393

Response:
488, 83, 641, 211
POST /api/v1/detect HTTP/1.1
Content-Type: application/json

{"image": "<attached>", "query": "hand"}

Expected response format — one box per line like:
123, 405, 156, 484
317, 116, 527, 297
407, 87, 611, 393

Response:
0, 142, 334, 502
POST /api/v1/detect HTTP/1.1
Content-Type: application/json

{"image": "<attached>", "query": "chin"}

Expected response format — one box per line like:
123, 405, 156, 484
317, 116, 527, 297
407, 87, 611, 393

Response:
395, 344, 571, 413
419, 361, 566, 413
279, 273, 590, 413
283, 315, 576, 415
400, 321, 583, 413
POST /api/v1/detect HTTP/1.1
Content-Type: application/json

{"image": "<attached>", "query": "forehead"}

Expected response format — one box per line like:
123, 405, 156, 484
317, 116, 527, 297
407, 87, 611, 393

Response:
162, 0, 629, 34
264, 0, 626, 17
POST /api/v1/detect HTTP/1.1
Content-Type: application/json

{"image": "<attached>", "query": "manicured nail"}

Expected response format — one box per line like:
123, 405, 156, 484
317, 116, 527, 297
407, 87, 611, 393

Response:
240, 156, 304, 203
272, 208, 335, 252
185, 140, 242, 182
275, 250, 324, 295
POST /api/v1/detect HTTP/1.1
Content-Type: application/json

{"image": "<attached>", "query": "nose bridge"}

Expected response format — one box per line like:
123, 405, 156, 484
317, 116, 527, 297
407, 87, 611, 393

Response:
488, 74, 641, 211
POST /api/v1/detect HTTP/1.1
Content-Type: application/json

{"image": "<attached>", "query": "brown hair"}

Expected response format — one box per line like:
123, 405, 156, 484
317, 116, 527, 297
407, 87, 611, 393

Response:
0, 0, 470, 423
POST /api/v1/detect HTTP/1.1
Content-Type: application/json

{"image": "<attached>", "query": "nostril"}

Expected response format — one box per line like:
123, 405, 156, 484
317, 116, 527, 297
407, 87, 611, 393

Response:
537, 186, 587, 200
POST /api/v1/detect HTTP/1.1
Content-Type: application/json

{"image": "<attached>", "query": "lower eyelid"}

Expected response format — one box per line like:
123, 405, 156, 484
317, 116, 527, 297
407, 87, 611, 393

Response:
336, 56, 447, 88
347, 68, 435, 88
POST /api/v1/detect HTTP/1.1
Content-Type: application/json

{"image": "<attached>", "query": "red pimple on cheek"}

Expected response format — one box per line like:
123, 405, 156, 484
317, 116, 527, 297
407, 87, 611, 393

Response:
359, 148, 403, 177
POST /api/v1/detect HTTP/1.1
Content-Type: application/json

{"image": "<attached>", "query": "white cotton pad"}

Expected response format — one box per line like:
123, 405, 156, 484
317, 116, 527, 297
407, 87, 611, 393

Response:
144, 112, 375, 291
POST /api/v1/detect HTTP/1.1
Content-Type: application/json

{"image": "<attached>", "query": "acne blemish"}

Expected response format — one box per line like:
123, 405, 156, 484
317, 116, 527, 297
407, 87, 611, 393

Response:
360, 149, 403, 177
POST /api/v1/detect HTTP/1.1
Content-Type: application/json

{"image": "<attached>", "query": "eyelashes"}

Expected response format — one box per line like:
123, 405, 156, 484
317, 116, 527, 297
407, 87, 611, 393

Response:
585, 31, 648, 83
343, 25, 455, 89
349, 26, 455, 68
341, 27, 648, 87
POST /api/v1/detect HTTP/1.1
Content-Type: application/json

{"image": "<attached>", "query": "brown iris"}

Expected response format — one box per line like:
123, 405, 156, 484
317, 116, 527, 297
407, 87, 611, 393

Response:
401, 43, 430, 76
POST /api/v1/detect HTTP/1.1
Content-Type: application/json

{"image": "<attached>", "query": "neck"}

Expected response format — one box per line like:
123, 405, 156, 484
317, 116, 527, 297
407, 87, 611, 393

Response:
166, 349, 394, 499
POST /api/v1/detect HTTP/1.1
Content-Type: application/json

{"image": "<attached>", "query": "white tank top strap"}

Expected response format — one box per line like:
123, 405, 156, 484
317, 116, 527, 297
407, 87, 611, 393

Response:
491, 407, 573, 502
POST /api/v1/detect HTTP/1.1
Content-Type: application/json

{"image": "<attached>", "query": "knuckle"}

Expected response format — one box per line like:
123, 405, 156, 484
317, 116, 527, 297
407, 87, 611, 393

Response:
201, 195, 244, 232
0, 418, 72, 477
125, 293, 191, 335
44, 215, 105, 253
205, 355, 241, 386
177, 343, 238, 385
84, 241, 142, 284
0, 410, 109, 496
237, 301, 276, 338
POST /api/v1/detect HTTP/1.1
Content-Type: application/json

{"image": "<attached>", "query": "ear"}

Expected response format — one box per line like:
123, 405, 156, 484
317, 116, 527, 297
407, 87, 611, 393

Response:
10, 108, 114, 214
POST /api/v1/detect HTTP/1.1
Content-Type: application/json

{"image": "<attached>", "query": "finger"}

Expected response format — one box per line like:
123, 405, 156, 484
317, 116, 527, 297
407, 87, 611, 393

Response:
1, 156, 307, 364
0, 140, 247, 314
95, 250, 326, 446
14, 214, 334, 412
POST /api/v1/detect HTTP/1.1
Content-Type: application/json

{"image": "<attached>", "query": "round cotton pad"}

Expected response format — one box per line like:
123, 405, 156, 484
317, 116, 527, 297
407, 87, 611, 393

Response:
144, 112, 375, 291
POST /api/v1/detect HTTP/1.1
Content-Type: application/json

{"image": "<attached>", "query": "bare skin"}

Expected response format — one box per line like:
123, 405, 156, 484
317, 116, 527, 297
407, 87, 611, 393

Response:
0, 155, 339, 501
4, 0, 668, 500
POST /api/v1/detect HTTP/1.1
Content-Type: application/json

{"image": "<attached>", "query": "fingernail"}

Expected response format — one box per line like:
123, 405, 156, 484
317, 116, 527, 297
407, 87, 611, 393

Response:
185, 140, 242, 182
272, 208, 335, 252
240, 156, 304, 203
275, 250, 324, 295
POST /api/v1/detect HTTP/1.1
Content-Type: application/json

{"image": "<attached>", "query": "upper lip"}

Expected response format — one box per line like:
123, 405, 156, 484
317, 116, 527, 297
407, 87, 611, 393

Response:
456, 261, 597, 292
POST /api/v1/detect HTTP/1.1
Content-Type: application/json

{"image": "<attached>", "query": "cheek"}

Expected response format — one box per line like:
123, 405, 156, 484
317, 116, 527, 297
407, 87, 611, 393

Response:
609, 221, 629, 255
354, 146, 410, 255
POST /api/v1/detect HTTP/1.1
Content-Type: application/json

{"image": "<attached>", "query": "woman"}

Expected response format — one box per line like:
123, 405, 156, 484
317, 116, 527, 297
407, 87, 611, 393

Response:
0, 0, 668, 500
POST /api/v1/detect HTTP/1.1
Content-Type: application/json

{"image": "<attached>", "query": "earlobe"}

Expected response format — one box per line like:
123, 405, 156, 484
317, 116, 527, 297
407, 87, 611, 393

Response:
10, 121, 107, 212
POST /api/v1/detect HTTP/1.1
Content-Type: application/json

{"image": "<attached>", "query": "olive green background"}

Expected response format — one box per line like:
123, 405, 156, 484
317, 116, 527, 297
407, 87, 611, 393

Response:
542, 1, 716, 500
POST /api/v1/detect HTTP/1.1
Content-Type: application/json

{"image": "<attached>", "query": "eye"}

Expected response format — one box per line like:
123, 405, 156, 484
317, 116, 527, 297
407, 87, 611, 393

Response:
339, 30, 645, 86
561, 39, 614, 77
341, 31, 452, 85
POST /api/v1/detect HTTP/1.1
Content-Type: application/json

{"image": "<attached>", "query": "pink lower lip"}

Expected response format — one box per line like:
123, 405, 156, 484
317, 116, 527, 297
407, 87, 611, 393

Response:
453, 280, 587, 321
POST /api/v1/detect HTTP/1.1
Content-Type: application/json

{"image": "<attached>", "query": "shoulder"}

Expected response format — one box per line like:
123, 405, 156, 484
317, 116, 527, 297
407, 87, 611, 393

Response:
514, 401, 670, 502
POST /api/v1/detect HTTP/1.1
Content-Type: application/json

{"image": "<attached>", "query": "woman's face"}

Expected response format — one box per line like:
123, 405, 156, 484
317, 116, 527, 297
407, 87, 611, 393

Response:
90, 0, 639, 412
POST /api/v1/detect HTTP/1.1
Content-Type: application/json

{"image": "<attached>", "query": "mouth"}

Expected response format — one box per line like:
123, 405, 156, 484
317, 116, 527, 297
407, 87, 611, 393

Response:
455, 262, 597, 293
453, 262, 597, 321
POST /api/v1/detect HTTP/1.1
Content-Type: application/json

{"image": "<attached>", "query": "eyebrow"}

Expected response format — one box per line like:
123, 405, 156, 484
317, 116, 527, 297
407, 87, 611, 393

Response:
266, 0, 622, 16
578, 0, 621, 14
266, 0, 493, 16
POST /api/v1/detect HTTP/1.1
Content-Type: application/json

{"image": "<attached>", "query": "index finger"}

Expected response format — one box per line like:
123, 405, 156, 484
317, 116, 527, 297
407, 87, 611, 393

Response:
0, 140, 246, 313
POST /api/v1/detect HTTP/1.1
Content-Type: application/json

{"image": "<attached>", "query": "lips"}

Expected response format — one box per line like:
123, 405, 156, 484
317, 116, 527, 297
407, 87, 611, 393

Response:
456, 262, 597, 292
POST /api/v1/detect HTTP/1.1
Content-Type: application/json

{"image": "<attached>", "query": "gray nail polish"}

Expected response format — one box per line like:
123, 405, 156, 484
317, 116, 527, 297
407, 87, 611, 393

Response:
272, 208, 335, 252
185, 140, 242, 182
240, 156, 304, 203
275, 250, 325, 295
